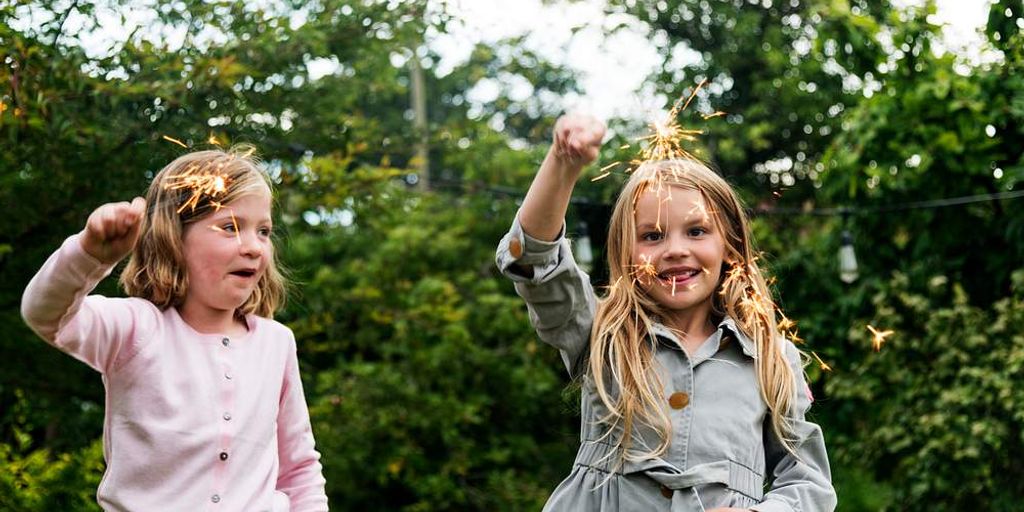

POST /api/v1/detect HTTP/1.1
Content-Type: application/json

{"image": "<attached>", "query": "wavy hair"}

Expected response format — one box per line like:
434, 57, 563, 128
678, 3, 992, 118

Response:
119, 145, 287, 318
589, 159, 798, 462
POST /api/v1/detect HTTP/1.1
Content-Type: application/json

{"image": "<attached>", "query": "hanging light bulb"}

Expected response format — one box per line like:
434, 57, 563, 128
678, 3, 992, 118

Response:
576, 221, 594, 272
839, 229, 858, 283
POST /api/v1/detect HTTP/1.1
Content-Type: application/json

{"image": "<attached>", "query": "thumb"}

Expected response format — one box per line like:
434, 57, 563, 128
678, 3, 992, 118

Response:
123, 197, 146, 241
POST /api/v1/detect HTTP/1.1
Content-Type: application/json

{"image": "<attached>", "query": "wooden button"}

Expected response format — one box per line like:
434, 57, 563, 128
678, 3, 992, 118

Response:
660, 485, 673, 498
668, 391, 689, 409
509, 237, 523, 258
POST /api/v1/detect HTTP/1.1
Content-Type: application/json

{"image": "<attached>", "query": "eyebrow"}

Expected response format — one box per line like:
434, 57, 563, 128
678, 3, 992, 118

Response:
209, 213, 273, 225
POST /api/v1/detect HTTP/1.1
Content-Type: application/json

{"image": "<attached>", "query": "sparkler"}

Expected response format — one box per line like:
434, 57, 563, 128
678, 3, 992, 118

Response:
636, 82, 708, 164
160, 135, 243, 244
867, 325, 894, 352
593, 79, 720, 186
165, 165, 229, 214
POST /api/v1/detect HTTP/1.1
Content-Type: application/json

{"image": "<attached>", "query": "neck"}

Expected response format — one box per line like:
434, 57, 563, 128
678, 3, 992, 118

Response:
177, 302, 248, 337
663, 305, 716, 353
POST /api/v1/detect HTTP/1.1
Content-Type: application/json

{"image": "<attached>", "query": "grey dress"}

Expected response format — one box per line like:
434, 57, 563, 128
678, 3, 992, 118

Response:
496, 216, 836, 512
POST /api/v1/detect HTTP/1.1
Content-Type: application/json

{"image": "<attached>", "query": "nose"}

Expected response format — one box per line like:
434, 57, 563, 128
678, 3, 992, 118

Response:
662, 232, 691, 260
238, 231, 264, 259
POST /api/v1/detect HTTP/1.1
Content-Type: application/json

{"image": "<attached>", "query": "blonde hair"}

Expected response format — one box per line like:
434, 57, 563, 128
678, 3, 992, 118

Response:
590, 159, 797, 462
120, 145, 287, 318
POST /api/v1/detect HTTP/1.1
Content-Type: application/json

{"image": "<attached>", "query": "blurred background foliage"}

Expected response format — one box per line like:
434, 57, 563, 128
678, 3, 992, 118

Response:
1, 0, 1023, 510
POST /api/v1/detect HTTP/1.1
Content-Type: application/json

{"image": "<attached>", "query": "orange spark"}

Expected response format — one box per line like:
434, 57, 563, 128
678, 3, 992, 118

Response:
631, 254, 658, 285
811, 351, 832, 372
867, 325, 894, 352
229, 209, 241, 245
162, 135, 188, 148
777, 313, 795, 333
164, 162, 231, 214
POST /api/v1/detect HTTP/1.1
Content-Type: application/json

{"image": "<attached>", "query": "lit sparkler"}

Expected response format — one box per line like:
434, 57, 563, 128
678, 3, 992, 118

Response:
165, 165, 229, 214
592, 79, 723, 188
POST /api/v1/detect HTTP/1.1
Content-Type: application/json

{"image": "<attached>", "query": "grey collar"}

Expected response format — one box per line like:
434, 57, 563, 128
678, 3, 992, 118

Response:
650, 315, 757, 359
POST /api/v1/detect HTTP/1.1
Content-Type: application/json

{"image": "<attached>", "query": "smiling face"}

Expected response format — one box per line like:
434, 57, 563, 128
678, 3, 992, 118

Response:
630, 185, 726, 323
179, 186, 274, 322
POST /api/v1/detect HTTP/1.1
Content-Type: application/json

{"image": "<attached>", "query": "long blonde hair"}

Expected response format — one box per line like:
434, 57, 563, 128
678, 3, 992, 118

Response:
589, 159, 797, 460
120, 145, 287, 318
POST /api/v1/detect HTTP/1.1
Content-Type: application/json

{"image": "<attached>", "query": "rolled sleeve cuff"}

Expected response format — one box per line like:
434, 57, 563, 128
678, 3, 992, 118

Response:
495, 214, 566, 283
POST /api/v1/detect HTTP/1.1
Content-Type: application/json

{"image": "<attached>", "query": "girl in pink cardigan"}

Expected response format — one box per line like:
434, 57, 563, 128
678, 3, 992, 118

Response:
21, 147, 328, 511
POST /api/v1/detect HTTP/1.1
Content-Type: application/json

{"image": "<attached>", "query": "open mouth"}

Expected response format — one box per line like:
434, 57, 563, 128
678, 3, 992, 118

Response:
657, 268, 701, 286
229, 269, 257, 278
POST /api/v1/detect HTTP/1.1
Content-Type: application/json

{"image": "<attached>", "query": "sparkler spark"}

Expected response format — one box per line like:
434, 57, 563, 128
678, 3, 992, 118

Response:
229, 209, 241, 245
867, 325, 894, 352
164, 163, 231, 215
777, 313, 796, 333
607, 275, 624, 294
630, 254, 658, 286
811, 351, 832, 372
589, 80, 725, 186
162, 135, 188, 148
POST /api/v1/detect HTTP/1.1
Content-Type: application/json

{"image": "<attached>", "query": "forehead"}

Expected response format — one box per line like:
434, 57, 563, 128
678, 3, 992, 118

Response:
633, 185, 707, 220
206, 186, 272, 219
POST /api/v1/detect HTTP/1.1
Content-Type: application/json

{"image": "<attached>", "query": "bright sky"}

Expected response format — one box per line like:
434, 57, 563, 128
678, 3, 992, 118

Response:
19, 0, 995, 122
439, 0, 995, 120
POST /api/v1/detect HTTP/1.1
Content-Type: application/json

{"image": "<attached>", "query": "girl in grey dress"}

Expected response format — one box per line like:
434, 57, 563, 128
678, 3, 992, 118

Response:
496, 113, 836, 512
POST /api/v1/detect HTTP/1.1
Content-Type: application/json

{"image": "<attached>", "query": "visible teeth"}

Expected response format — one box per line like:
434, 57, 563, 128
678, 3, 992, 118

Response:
660, 269, 698, 281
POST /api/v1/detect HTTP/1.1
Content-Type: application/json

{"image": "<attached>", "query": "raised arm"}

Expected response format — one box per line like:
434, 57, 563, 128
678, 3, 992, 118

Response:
495, 114, 606, 377
21, 198, 152, 373
518, 113, 606, 241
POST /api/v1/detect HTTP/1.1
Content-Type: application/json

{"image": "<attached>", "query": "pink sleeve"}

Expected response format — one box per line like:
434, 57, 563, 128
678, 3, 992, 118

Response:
20, 233, 156, 374
276, 333, 328, 511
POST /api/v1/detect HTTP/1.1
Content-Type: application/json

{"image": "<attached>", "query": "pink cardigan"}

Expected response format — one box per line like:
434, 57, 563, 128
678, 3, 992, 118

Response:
21, 234, 328, 511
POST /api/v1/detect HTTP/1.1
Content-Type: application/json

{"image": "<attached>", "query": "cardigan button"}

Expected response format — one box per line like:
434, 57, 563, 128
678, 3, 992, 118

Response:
221, 337, 230, 347
211, 494, 221, 503
219, 451, 229, 461
668, 391, 689, 409
660, 485, 673, 498
509, 237, 523, 258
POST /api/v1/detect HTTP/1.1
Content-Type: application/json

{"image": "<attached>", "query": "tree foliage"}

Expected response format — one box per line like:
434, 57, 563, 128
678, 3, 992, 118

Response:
3, 0, 1024, 510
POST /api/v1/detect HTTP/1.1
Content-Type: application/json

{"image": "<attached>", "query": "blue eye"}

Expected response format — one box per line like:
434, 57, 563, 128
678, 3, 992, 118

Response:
222, 223, 237, 232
